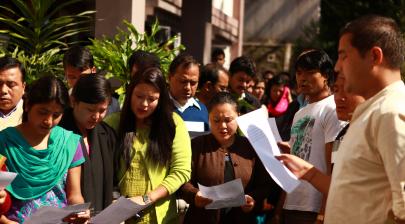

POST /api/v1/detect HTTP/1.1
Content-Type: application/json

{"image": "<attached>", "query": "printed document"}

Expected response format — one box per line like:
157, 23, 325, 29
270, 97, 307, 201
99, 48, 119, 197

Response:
198, 178, 246, 209
236, 107, 300, 193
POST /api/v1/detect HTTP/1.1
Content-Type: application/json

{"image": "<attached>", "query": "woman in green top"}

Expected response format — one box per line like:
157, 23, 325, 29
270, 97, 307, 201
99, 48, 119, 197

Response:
115, 67, 191, 224
0, 76, 89, 223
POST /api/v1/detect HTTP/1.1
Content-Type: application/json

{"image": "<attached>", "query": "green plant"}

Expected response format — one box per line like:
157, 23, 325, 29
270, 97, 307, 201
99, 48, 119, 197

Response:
0, 0, 94, 82
89, 19, 185, 97
0, 47, 63, 84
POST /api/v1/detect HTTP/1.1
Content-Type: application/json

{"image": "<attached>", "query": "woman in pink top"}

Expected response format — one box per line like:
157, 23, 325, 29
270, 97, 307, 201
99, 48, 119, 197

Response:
266, 74, 292, 117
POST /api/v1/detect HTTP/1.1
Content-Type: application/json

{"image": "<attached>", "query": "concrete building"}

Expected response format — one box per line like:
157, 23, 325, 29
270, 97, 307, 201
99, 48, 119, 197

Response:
94, 0, 245, 67
244, 0, 320, 74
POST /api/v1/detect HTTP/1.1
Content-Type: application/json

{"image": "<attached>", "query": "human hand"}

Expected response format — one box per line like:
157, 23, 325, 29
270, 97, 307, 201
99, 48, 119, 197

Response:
129, 196, 147, 206
2, 218, 18, 224
194, 191, 212, 208
315, 219, 324, 224
277, 142, 291, 153
262, 198, 274, 212
275, 154, 314, 180
241, 195, 255, 213
62, 209, 90, 224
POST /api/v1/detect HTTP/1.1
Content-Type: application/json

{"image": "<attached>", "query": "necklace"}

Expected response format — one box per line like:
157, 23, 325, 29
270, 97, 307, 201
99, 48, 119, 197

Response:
219, 147, 230, 155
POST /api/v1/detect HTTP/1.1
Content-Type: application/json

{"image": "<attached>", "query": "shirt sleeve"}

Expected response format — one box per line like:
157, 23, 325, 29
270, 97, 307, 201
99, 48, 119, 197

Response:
376, 111, 405, 219
179, 137, 202, 205
69, 142, 85, 168
160, 113, 192, 194
322, 105, 344, 144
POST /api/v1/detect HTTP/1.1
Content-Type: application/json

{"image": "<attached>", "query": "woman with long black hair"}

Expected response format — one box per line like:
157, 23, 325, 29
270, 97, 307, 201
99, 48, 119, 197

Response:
107, 67, 191, 224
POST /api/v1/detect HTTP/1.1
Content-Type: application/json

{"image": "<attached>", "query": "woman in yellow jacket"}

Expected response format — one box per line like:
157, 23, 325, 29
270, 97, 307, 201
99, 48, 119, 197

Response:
107, 67, 191, 224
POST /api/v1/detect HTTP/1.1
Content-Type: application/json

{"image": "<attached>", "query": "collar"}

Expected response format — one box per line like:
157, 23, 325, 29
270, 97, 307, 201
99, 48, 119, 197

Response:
239, 92, 246, 100
170, 94, 201, 113
351, 81, 404, 121
0, 100, 23, 118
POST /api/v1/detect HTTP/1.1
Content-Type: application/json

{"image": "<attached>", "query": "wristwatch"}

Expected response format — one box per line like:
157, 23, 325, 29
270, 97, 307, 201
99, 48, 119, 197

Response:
142, 194, 152, 204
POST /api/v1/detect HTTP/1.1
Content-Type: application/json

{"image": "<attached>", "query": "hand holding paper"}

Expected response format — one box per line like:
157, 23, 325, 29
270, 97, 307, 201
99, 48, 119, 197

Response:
198, 178, 246, 209
241, 195, 255, 213
236, 107, 300, 193
194, 191, 213, 208
24, 202, 91, 224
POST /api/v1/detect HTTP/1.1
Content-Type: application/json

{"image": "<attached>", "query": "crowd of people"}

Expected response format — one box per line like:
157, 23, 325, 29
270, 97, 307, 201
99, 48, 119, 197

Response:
0, 14, 404, 224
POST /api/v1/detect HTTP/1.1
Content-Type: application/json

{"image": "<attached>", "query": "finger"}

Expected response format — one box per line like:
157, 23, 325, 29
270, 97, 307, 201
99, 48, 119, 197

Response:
200, 196, 213, 202
275, 155, 289, 162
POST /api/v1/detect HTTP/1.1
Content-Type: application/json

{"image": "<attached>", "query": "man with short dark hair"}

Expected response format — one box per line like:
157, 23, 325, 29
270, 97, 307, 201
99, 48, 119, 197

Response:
282, 49, 343, 224
326, 15, 405, 224
169, 54, 209, 132
63, 46, 96, 89
228, 56, 260, 114
63, 46, 120, 115
195, 63, 229, 106
0, 56, 25, 130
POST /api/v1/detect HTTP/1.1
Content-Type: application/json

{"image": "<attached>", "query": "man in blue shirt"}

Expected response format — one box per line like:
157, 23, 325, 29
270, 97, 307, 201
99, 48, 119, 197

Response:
169, 54, 209, 132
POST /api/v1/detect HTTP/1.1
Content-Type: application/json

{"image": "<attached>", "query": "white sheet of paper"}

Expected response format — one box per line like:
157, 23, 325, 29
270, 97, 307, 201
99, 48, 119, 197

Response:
236, 107, 300, 193
90, 197, 148, 224
198, 178, 246, 209
0, 171, 17, 190
25, 202, 91, 224
268, 118, 282, 142
184, 121, 205, 132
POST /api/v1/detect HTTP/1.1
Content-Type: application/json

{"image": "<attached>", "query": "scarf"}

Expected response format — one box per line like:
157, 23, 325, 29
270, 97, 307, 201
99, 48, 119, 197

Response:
0, 126, 80, 200
267, 86, 290, 117
59, 108, 115, 212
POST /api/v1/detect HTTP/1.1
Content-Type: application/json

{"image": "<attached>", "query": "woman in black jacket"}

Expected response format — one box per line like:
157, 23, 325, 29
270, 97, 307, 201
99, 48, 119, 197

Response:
59, 73, 117, 213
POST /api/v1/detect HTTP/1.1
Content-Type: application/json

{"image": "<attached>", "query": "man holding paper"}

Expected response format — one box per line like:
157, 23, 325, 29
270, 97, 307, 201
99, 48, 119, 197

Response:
277, 16, 405, 224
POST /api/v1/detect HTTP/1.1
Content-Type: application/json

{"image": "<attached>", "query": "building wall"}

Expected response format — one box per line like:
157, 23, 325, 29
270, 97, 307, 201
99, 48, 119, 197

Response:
243, 0, 320, 73
244, 0, 320, 43
95, 0, 146, 38
94, 0, 244, 66
213, 0, 233, 17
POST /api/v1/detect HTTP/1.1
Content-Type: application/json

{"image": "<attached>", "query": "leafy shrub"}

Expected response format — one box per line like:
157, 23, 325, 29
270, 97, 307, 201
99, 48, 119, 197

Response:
89, 19, 184, 97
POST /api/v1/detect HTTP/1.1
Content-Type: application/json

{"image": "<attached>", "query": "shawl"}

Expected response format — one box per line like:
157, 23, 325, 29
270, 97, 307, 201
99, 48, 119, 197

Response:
59, 108, 115, 212
0, 126, 80, 200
